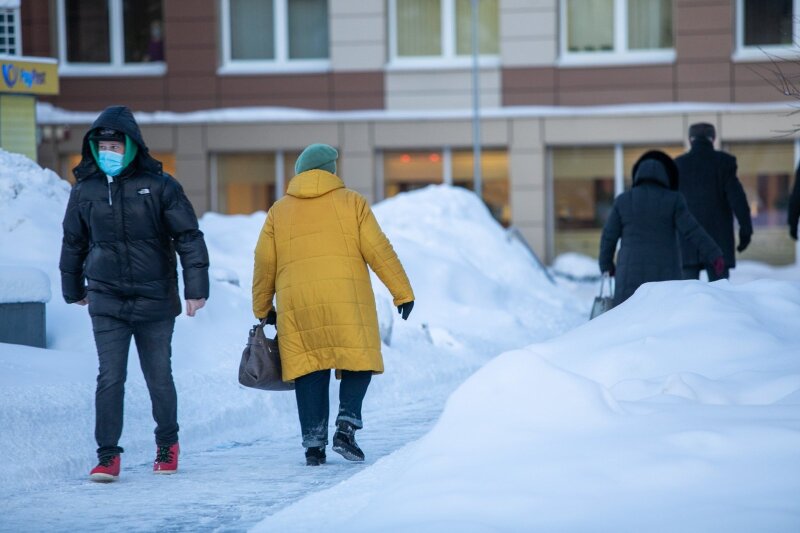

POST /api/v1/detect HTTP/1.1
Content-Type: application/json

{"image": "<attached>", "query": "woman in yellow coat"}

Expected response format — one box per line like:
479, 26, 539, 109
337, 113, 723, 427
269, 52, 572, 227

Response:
252, 143, 415, 466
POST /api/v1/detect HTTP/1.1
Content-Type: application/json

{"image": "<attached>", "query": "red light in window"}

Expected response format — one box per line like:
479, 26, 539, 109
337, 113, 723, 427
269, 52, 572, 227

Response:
400, 154, 411, 163
429, 153, 440, 163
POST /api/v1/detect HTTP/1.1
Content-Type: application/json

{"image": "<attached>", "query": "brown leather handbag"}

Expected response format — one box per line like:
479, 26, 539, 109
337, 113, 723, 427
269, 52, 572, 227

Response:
238, 321, 294, 391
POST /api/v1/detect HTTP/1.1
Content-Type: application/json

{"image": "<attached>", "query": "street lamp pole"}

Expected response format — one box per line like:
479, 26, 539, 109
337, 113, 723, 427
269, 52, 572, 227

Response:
471, 0, 482, 198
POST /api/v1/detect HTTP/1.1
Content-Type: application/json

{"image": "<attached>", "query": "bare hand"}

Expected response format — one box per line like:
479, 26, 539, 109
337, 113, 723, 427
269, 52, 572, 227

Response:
75, 298, 88, 306
186, 298, 206, 317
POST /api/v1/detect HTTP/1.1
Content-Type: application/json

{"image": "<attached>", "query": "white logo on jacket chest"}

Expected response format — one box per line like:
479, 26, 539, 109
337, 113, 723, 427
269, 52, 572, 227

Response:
137, 188, 151, 195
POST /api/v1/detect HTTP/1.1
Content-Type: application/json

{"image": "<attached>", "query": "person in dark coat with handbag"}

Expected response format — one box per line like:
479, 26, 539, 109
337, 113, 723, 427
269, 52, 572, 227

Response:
59, 105, 210, 482
675, 123, 753, 280
599, 151, 724, 307
788, 162, 800, 241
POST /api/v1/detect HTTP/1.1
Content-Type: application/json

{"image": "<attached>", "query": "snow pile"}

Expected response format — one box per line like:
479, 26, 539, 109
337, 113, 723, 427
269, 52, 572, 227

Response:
0, 156, 583, 508
0, 266, 51, 303
255, 279, 800, 532
551, 251, 601, 280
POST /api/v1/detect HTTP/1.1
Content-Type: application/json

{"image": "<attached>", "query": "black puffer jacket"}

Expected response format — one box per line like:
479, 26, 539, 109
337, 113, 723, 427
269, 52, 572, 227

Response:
675, 139, 752, 268
59, 106, 209, 321
788, 163, 800, 239
599, 152, 722, 307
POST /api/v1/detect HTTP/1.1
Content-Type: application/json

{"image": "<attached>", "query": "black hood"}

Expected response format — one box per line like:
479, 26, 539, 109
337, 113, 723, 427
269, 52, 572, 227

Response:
73, 105, 162, 181
631, 150, 679, 190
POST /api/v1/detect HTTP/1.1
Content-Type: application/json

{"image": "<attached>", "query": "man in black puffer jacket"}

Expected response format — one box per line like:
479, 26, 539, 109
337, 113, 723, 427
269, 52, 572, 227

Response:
599, 151, 723, 307
675, 123, 753, 281
59, 105, 209, 482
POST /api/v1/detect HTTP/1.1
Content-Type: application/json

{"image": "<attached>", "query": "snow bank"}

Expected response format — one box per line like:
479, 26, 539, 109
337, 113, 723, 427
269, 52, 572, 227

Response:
0, 266, 51, 303
255, 279, 800, 532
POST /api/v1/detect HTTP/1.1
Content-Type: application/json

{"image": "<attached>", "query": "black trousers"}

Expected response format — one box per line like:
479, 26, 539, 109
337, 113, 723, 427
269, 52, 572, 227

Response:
682, 264, 730, 282
294, 369, 371, 449
91, 315, 178, 459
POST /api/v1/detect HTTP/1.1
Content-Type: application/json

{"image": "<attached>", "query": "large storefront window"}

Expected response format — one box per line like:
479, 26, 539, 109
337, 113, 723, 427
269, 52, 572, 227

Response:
725, 142, 795, 265
383, 148, 510, 226
552, 147, 614, 258
59, 0, 165, 70
216, 153, 277, 215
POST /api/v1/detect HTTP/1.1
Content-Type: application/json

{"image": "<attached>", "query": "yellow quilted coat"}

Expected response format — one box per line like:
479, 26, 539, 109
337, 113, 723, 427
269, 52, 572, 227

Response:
252, 169, 414, 382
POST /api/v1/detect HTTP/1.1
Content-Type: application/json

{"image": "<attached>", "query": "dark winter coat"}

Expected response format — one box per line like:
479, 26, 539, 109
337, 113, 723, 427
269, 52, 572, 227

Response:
599, 155, 722, 307
675, 139, 752, 268
59, 106, 209, 322
788, 163, 800, 239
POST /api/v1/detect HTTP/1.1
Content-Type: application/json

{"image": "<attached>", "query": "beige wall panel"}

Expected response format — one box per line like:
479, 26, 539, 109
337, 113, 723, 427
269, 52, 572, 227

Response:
331, 0, 384, 16
176, 126, 205, 155
510, 118, 544, 148
501, 7, 555, 39
187, 192, 209, 216
374, 119, 507, 148
386, 69, 501, 109
388, 91, 501, 110
331, 15, 385, 43
502, 37, 558, 68
511, 188, 546, 226
139, 126, 175, 152
503, 0, 556, 10
544, 116, 685, 145
206, 123, 339, 151
510, 150, 546, 190
175, 157, 208, 190
331, 43, 387, 71
720, 112, 800, 141
339, 154, 375, 200
341, 123, 372, 154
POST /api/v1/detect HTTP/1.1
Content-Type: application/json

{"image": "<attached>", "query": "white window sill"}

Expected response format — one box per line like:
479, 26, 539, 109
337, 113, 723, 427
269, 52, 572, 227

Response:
217, 60, 331, 76
59, 63, 167, 77
732, 46, 800, 63
557, 50, 676, 68
386, 56, 501, 72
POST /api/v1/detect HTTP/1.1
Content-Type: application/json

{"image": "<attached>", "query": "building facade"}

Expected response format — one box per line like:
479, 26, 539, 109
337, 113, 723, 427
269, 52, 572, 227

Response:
21, 0, 800, 264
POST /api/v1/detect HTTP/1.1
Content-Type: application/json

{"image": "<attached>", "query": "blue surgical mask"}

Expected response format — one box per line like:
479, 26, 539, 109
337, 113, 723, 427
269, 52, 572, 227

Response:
98, 150, 125, 176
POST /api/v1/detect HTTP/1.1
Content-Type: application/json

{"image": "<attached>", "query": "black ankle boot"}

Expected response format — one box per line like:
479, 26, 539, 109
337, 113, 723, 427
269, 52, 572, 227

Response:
332, 422, 364, 462
305, 446, 326, 466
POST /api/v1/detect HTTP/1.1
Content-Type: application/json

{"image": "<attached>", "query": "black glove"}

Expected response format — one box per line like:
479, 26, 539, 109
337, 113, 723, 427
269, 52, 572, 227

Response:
791, 224, 798, 241
397, 301, 414, 321
264, 309, 277, 325
736, 230, 751, 253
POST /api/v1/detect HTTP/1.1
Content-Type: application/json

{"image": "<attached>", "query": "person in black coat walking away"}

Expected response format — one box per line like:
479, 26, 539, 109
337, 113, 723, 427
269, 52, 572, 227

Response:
788, 161, 800, 241
60, 105, 210, 482
675, 123, 753, 281
599, 151, 724, 307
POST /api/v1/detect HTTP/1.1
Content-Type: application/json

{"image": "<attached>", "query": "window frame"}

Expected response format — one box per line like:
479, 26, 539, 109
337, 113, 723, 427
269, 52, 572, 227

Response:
387, 0, 500, 71
558, 0, 675, 67
56, 0, 166, 77
733, 0, 800, 62
218, 0, 331, 75
0, 5, 22, 56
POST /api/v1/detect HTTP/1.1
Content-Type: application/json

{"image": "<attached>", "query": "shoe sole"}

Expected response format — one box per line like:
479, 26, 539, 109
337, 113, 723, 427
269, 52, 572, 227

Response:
332, 444, 364, 462
89, 473, 118, 483
153, 469, 178, 475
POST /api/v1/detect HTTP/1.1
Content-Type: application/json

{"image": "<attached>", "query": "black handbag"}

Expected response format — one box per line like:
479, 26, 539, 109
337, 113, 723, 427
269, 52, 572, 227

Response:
590, 273, 614, 319
238, 320, 294, 391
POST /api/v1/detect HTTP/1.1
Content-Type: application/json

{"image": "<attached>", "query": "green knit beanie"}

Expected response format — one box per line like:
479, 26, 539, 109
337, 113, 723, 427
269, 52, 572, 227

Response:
295, 143, 338, 174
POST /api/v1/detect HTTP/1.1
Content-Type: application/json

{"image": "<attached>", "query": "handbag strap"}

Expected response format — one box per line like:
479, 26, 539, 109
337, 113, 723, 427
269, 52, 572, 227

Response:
598, 272, 611, 298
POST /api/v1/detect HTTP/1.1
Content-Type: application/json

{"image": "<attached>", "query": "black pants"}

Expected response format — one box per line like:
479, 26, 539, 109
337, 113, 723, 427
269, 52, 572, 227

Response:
294, 369, 371, 449
91, 315, 178, 459
682, 264, 729, 282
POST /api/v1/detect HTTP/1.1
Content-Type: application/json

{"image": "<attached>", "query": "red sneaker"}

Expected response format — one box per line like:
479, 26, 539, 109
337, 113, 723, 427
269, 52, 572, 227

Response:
153, 443, 179, 474
89, 455, 120, 482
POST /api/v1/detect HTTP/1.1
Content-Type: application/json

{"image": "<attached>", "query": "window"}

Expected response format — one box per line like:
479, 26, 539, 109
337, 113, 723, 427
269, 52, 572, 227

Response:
213, 151, 301, 214
0, 6, 21, 56
736, 0, 800, 59
389, 0, 499, 65
57, 0, 165, 75
220, 0, 329, 73
723, 142, 795, 265
383, 148, 509, 226
560, 0, 673, 64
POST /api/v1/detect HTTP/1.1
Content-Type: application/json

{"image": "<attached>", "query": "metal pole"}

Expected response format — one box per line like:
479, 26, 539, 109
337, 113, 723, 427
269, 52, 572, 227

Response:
471, 0, 482, 198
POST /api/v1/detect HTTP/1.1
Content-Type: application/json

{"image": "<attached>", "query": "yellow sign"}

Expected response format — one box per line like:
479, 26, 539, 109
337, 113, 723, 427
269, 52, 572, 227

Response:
0, 58, 59, 95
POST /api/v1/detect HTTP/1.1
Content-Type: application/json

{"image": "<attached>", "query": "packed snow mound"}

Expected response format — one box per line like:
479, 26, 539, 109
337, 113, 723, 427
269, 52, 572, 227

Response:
0, 266, 51, 303
256, 278, 800, 532
551, 251, 601, 280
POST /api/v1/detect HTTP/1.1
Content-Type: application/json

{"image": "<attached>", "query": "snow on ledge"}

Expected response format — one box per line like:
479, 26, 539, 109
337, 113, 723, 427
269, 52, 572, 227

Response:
0, 266, 51, 304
